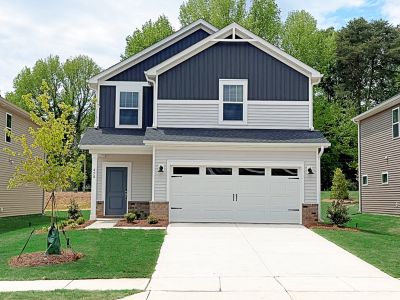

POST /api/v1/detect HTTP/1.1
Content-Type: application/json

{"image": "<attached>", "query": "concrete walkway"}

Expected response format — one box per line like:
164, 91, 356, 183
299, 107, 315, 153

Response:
85, 220, 166, 230
0, 278, 149, 292
126, 223, 400, 300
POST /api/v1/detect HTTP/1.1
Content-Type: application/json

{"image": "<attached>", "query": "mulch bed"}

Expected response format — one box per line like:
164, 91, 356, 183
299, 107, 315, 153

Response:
309, 223, 359, 232
9, 250, 84, 268
115, 219, 168, 227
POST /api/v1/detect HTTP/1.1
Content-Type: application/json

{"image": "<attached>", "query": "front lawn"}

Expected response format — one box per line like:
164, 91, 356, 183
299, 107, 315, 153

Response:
314, 199, 400, 278
0, 290, 137, 300
0, 213, 165, 280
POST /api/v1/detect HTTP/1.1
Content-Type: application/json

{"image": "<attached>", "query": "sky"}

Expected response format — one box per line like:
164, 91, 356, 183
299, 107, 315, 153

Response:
0, 0, 399, 95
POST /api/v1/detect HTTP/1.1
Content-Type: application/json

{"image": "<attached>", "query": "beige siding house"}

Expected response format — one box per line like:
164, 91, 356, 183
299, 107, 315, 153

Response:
0, 96, 44, 217
353, 93, 400, 215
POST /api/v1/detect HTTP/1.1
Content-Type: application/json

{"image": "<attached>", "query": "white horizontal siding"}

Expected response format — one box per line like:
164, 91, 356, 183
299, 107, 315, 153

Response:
154, 147, 317, 204
96, 154, 152, 202
157, 100, 310, 129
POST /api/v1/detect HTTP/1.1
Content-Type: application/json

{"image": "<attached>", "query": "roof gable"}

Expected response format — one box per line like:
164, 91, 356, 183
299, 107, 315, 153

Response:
353, 93, 400, 122
145, 23, 322, 83
89, 20, 217, 86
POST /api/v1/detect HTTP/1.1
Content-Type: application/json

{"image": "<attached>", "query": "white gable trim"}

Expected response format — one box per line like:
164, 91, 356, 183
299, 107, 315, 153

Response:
88, 20, 217, 86
145, 23, 323, 83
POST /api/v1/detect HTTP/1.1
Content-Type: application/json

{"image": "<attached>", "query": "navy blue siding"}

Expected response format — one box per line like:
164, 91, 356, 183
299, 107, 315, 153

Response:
142, 86, 154, 128
108, 29, 210, 81
99, 85, 153, 129
158, 42, 309, 101
99, 85, 116, 128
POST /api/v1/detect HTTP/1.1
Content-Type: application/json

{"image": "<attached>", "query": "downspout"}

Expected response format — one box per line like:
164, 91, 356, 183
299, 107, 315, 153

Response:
317, 146, 325, 221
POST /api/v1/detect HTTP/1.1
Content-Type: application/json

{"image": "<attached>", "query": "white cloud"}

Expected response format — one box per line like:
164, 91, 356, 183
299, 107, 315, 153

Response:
382, 0, 400, 25
0, 0, 181, 95
277, 0, 367, 28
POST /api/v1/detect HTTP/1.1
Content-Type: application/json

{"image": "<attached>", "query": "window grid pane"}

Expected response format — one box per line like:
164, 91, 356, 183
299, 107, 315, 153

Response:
119, 109, 138, 125
393, 124, 399, 138
223, 85, 243, 103
393, 109, 399, 123
6, 114, 12, 129
120, 92, 138, 108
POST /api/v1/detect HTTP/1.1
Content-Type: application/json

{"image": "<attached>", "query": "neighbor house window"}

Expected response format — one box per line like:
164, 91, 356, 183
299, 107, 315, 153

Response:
362, 175, 368, 186
5, 113, 12, 143
115, 86, 142, 128
392, 108, 399, 138
382, 172, 389, 185
219, 79, 247, 124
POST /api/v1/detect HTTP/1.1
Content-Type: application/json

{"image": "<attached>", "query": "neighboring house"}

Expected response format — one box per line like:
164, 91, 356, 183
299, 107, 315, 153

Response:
0, 96, 44, 217
80, 20, 330, 225
353, 93, 400, 215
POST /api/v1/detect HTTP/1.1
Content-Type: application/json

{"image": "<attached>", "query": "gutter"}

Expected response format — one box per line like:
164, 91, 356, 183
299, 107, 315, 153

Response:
318, 146, 325, 221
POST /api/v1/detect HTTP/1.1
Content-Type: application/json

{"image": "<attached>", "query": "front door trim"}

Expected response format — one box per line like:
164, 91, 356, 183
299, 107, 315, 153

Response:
102, 162, 132, 216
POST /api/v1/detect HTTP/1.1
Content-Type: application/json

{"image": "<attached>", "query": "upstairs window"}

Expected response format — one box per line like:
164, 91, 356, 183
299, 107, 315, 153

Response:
219, 79, 247, 124
392, 108, 399, 138
382, 172, 389, 185
115, 86, 142, 128
5, 113, 12, 143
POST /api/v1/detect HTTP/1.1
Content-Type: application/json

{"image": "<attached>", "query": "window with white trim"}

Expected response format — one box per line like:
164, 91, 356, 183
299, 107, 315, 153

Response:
362, 175, 368, 186
219, 79, 247, 124
382, 172, 389, 185
5, 113, 12, 143
115, 86, 142, 128
392, 108, 399, 138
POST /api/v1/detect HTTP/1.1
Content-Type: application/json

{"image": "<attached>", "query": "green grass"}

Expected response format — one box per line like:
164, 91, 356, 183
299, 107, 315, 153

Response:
320, 190, 359, 201
0, 213, 165, 280
0, 290, 138, 300
315, 198, 400, 278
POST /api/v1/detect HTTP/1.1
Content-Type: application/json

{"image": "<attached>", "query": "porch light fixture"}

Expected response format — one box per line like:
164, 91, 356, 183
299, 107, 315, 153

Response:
158, 165, 164, 173
307, 167, 314, 175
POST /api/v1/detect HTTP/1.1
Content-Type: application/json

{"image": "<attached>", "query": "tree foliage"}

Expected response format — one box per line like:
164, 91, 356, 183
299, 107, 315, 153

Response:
122, 15, 174, 59
331, 168, 349, 200
327, 200, 351, 226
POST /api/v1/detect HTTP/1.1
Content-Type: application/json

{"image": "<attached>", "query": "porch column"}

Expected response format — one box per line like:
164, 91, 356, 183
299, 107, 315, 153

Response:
90, 153, 98, 220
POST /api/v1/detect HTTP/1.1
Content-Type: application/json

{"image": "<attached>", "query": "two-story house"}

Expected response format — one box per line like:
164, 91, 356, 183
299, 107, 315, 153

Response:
0, 96, 44, 217
80, 20, 330, 226
353, 93, 400, 215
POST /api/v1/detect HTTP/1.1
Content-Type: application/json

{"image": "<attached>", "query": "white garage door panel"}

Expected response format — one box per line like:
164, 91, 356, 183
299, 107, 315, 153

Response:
169, 166, 301, 224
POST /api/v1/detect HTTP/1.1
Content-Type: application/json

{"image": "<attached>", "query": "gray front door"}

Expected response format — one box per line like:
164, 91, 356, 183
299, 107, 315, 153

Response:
105, 167, 128, 216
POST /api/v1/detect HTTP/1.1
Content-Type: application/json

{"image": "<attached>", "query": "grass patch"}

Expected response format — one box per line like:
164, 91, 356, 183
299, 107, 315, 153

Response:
314, 198, 400, 278
0, 290, 138, 300
321, 190, 359, 201
0, 213, 165, 280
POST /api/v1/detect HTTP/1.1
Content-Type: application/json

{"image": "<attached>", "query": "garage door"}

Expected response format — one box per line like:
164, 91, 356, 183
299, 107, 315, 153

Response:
169, 165, 301, 223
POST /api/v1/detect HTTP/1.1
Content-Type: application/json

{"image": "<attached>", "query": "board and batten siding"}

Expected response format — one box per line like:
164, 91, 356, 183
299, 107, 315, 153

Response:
360, 104, 400, 215
158, 42, 309, 101
157, 101, 309, 129
0, 106, 43, 217
96, 154, 152, 203
154, 147, 317, 203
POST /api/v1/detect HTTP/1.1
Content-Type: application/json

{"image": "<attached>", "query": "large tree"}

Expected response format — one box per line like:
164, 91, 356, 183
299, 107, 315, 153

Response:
122, 15, 174, 59
6, 55, 100, 144
281, 10, 336, 75
245, 0, 281, 45
334, 18, 400, 113
179, 0, 247, 28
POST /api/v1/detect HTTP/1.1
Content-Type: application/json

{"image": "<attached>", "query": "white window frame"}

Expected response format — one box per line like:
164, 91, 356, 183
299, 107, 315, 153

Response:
115, 84, 142, 129
361, 174, 368, 186
218, 79, 248, 125
381, 172, 389, 185
392, 107, 399, 139
5, 112, 12, 143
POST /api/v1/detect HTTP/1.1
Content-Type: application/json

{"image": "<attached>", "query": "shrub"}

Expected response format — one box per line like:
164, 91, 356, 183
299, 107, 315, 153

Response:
76, 217, 85, 225
147, 215, 159, 224
69, 223, 78, 229
59, 220, 68, 229
331, 168, 349, 200
67, 200, 83, 220
327, 200, 351, 226
67, 219, 75, 225
124, 212, 137, 223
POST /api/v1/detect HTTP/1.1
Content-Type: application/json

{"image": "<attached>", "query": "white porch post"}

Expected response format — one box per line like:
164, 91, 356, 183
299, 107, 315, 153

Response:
90, 153, 98, 220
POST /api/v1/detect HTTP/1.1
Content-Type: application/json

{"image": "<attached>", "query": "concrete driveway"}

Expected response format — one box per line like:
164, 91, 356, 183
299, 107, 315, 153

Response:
143, 223, 400, 300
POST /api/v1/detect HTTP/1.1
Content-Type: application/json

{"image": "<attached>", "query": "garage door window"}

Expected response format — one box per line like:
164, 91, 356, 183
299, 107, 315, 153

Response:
239, 168, 265, 176
173, 167, 199, 175
206, 168, 232, 175
271, 168, 298, 176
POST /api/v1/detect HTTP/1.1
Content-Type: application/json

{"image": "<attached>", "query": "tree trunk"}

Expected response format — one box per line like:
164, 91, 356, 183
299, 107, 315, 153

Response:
50, 190, 55, 225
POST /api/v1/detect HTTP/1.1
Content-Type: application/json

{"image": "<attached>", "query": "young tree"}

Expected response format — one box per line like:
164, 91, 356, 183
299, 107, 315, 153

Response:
327, 200, 351, 226
246, 0, 281, 45
122, 15, 174, 59
331, 168, 349, 200
4, 83, 84, 254
179, 0, 247, 28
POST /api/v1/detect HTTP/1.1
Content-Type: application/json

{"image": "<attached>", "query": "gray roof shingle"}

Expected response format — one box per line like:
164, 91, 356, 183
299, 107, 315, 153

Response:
144, 128, 329, 144
80, 128, 145, 146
